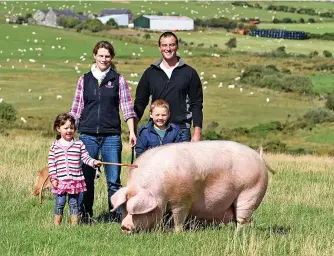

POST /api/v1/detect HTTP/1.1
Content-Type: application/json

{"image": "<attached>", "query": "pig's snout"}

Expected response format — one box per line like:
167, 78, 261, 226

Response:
121, 224, 133, 234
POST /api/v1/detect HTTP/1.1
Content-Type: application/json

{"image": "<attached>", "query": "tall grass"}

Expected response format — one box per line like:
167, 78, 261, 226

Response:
1, 135, 333, 255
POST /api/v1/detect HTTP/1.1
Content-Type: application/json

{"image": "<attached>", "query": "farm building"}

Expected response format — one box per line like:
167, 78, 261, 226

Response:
33, 8, 90, 27
98, 9, 133, 25
250, 29, 308, 40
97, 15, 128, 26
134, 15, 194, 31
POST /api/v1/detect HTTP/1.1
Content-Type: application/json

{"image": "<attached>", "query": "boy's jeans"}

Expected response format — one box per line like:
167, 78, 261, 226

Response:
55, 193, 79, 215
79, 133, 122, 218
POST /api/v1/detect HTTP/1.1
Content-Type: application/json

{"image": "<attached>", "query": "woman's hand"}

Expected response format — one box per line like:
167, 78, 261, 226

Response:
129, 132, 137, 147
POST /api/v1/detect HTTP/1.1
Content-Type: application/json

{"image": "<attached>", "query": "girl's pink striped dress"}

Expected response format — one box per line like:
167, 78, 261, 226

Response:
48, 139, 97, 195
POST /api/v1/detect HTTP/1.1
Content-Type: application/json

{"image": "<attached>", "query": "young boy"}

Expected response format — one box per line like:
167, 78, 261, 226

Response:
135, 99, 183, 158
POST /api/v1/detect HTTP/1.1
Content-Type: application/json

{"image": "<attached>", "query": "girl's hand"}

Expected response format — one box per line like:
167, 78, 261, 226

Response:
94, 160, 102, 167
51, 180, 58, 188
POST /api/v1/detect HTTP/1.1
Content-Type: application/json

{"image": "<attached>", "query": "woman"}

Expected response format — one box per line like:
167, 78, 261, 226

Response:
70, 41, 136, 222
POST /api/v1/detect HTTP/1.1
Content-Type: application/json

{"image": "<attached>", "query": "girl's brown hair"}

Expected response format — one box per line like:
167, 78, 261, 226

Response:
150, 99, 170, 113
53, 113, 76, 140
93, 40, 116, 70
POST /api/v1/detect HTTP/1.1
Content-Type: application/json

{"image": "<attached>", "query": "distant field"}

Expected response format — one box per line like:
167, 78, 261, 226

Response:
262, 1, 334, 12
149, 29, 334, 55
0, 1, 332, 22
309, 74, 334, 94
0, 24, 162, 61
258, 23, 334, 34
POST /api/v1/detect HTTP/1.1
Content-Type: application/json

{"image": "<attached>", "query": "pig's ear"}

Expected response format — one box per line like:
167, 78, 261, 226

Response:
110, 187, 128, 212
127, 189, 157, 215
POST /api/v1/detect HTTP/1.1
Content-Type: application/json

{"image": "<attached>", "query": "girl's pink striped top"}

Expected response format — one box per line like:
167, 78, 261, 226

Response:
48, 139, 96, 195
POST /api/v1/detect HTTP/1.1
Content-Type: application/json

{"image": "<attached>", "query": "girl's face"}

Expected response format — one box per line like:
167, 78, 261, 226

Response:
94, 47, 112, 71
150, 106, 169, 129
56, 120, 75, 141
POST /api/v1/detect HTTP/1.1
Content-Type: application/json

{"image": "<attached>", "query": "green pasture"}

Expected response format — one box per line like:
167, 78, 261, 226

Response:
160, 30, 334, 55
1, 136, 334, 255
309, 74, 334, 94
262, 1, 334, 12
0, 1, 332, 23
0, 48, 324, 132
0, 24, 161, 60
258, 23, 334, 34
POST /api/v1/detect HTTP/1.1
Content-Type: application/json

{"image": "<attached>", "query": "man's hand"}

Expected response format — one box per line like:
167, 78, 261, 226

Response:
191, 127, 202, 142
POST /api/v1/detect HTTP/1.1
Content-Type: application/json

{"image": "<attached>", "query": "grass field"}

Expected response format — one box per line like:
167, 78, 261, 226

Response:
1, 1, 333, 23
1, 135, 334, 255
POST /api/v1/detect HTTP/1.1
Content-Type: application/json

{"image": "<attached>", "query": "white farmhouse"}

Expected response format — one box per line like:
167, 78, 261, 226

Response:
97, 15, 128, 26
134, 15, 194, 31
97, 9, 132, 26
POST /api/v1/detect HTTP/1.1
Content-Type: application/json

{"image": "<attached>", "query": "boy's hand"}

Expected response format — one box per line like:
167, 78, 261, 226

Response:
51, 180, 58, 188
94, 160, 102, 167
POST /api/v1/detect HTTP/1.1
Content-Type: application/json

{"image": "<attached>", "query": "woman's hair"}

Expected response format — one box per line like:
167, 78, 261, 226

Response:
92, 40, 116, 70
150, 99, 170, 113
53, 113, 76, 140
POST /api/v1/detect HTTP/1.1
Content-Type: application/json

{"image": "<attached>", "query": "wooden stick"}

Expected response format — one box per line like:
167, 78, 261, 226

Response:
101, 162, 138, 168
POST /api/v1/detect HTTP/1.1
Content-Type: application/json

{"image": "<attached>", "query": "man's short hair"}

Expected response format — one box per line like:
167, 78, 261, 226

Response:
158, 31, 179, 47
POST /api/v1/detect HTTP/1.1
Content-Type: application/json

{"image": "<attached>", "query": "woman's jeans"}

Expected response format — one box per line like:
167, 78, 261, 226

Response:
55, 193, 79, 216
79, 133, 122, 218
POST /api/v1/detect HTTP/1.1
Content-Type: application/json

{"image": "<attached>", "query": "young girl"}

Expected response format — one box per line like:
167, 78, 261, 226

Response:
48, 113, 101, 226
135, 99, 183, 158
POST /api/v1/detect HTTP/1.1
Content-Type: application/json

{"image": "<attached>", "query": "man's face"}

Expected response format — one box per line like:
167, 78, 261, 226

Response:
159, 36, 178, 61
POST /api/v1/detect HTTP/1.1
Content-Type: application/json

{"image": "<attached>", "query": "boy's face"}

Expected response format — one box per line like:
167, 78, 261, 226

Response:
150, 106, 169, 129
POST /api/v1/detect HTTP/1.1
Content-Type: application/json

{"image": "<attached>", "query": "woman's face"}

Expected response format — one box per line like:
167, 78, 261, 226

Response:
94, 48, 112, 71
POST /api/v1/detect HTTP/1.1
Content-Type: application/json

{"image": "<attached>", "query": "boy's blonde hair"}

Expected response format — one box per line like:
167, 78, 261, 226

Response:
150, 99, 170, 113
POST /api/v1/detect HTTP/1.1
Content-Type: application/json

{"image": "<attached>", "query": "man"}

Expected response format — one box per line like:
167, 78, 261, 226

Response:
134, 32, 203, 142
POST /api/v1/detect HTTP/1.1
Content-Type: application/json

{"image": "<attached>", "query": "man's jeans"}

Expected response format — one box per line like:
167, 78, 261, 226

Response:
79, 133, 122, 217
179, 128, 191, 142
55, 193, 79, 215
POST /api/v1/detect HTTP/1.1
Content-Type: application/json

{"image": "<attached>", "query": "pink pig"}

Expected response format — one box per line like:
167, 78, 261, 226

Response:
111, 140, 273, 233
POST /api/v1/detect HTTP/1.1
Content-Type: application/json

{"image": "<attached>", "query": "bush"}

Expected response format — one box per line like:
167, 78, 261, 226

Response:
143, 33, 151, 40
309, 51, 319, 58
263, 140, 287, 153
225, 37, 237, 50
303, 107, 334, 125
76, 19, 104, 32
323, 50, 332, 58
325, 92, 334, 110
106, 18, 117, 26
58, 17, 81, 28
283, 75, 313, 93
0, 102, 17, 123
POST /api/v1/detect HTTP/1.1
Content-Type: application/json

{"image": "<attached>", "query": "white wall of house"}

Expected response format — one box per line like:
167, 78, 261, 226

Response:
150, 19, 193, 31
97, 14, 128, 25
33, 11, 46, 24
44, 10, 57, 27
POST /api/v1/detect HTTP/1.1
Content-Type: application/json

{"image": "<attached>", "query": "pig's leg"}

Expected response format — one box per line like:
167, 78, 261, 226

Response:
233, 188, 265, 229
171, 206, 189, 232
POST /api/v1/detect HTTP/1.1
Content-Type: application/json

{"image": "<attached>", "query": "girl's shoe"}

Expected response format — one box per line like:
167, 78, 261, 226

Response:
54, 215, 62, 225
